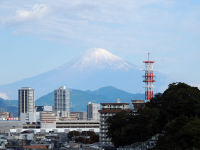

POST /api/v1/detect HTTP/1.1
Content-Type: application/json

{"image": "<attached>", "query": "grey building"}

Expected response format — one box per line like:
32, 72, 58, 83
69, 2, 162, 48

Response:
18, 87, 35, 116
87, 102, 100, 120
54, 86, 70, 118
18, 87, 35, 122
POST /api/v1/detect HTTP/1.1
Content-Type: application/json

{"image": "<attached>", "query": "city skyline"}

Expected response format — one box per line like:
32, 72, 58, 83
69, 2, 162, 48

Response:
0, 1, 199, 90
0, 1, 199, 148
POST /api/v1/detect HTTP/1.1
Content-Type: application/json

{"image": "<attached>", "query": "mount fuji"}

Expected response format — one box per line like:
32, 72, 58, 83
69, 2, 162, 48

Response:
0, 48, 166, 99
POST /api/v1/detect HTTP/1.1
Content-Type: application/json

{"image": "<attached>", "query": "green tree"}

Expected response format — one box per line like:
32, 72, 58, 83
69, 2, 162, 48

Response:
106, 82, 200, 148
156, 117, 200, 150
71, 131, 99, 144
106, 111, 135, 147
68, 131, 81, 140
81, 131, 99, 144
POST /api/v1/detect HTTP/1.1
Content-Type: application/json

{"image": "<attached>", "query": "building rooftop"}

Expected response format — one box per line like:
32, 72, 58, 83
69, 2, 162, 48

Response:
20, 87, 33, 90
59, 86, 66, 89
131, 100, 145, 103
100, 103, 129, 105
23, 145, 47, 149
98, 109, 131, 113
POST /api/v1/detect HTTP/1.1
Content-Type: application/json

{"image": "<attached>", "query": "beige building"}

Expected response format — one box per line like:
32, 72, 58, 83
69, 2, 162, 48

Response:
40, 111, 59, 128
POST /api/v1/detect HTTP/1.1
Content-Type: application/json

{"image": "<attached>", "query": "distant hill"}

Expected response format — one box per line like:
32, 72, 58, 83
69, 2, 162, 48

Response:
36, 86, 144, 111
0, 86, 144, 116
0, 98, 18, 117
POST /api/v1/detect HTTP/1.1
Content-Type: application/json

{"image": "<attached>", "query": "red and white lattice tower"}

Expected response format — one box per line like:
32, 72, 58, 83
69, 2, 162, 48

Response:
143, 53, 155, 101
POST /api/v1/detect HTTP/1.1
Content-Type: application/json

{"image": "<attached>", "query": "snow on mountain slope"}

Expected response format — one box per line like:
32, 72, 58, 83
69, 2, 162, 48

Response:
68, 48, 132, 71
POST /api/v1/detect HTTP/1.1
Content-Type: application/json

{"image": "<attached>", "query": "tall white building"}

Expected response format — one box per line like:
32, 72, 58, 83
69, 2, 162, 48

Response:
54, 86, 70, 118
87, 102, 100, 121
18, 87, 35, 122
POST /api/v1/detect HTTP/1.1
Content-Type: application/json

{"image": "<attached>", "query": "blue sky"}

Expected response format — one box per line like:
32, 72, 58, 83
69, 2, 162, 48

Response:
0, 0, 199, 88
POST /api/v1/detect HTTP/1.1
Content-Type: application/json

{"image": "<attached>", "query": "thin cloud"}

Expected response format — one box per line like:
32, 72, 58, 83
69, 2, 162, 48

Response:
0, 0, 199, 54
2, 4, 49, 26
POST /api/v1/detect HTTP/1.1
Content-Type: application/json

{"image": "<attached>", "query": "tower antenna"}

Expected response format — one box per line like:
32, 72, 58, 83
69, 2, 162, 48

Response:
143, 52, 155, 101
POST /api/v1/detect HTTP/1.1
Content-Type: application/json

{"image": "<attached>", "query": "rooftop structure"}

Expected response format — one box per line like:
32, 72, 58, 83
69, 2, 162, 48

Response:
36, 106, 53, 112
131, 100, 145, 111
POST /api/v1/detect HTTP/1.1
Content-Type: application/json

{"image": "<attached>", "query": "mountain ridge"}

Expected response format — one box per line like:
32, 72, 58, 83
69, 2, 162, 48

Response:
35, 86, 144, 111
0, 86, 145, 117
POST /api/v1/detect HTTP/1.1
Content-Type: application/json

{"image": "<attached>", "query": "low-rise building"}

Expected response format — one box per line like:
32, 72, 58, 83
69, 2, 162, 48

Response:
70, 112, 87, 120
20, 112, 36, 123
40, 112, 59, 129
0, 112, 10, 120
10, 120, 100, 133
35, 106, 53, 122
56, 120, 99, 130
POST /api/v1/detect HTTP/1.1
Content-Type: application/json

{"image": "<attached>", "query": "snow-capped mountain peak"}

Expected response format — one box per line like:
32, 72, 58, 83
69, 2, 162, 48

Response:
70, 48, 132, 71
81, 48, 122, 62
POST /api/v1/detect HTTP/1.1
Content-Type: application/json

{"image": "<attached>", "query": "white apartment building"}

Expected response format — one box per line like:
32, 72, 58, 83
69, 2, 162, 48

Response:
87, 102, 100, 121
54, 86, 70, 118
99, 102, 130, 144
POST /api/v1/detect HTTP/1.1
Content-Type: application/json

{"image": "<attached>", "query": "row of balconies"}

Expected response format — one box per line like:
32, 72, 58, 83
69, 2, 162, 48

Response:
99, 137, 112, 143
99, 129, 108, 133
56, 124, 99, 127
102, 105, 129, 109
100, 114, 114, 117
